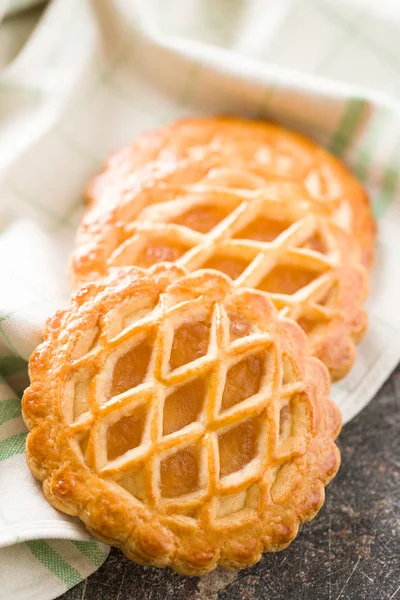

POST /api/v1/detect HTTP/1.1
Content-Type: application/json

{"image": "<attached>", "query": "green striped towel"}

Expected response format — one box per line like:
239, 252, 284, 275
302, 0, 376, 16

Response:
2, 1, 45, 17
1, 0, 400, 598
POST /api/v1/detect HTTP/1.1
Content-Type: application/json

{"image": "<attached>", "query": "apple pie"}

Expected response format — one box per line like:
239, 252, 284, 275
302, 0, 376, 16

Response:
71, 119, 371, 380
23, 264, 341, 575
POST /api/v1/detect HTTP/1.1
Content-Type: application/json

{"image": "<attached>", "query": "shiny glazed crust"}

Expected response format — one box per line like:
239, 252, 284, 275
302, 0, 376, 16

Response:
23, 264, 341, 575
70, 117, 370, 381
77, 116, 375, 270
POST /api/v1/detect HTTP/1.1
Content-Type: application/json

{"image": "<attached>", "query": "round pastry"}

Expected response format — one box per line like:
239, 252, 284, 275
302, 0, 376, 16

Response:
78, 116, 375, 269
23, 264, 341, 575
71, 134, 369, 380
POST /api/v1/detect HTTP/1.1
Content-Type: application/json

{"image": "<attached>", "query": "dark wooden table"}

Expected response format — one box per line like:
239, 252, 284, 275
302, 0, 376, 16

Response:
61, 366, 400, 600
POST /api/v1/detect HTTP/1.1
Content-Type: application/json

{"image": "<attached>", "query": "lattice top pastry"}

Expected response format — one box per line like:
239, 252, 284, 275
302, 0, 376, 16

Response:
23, 264, 341, 575
71, 123, 369, 380
78, 116, 375, 269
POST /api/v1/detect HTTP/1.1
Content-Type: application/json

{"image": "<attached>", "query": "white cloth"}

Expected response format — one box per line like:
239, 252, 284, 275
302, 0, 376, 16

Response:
1, 0, 400, 598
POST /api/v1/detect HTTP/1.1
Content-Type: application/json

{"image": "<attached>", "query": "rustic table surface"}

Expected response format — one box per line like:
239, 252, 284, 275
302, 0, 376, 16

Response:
60, 366, 400, 600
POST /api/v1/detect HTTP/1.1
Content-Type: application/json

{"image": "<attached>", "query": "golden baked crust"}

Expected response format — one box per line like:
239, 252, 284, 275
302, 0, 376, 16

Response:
23, 264, 341, 575
81, 116, 375, 268
71, 122, 370, 380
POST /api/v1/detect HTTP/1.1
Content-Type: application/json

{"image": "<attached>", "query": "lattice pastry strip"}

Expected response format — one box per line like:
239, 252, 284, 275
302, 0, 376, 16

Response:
23, 264, 341, 574
74, 168, 368, 380
73, 116, 375, 281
